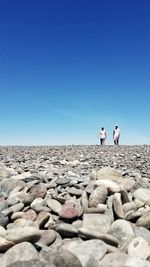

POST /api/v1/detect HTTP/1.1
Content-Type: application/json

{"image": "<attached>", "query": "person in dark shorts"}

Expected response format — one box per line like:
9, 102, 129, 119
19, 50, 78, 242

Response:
99, 127, 107, 145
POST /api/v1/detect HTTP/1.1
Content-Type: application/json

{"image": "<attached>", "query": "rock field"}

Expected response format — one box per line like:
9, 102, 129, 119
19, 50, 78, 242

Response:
0, 145, 150, 266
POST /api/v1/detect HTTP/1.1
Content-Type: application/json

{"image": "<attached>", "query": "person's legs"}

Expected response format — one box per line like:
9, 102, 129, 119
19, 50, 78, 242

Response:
114, 139, 116, 145
100, 138, 105, 145
117, 138, 119, 145
102, 138, 105, 146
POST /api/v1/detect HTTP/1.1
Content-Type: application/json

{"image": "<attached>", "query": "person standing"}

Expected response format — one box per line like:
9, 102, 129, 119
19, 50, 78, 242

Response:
113, 125, 120, 145
99, 127, 107, 145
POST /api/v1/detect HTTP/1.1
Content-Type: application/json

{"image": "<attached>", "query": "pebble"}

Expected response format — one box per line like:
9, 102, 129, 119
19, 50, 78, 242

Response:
59, 202, 78, 219
89, 185, 107, 207
36, 229, 56, 247
136, 211, 150, 229
56, 223, 78, 238
35, 211, 50, 228
100, 252, 128, 267
113, 192, 124, 218
0, 242, 38, 267
96, 167, 122, 180
8, 260, 55, 267
127, 237, 150, 259
30, 184, 47, 198
78, 227, 119, 246
21, 209, 37, 221
46, 198, 62, 214
52, 248, 83, 267
0, 145, 150, 265
0, 213, 9, 227
109, 219, 135, 249
133, 188, 150, 205
82, 213, 111, 233
3, 227, 41, 243
65, 239, 107, 266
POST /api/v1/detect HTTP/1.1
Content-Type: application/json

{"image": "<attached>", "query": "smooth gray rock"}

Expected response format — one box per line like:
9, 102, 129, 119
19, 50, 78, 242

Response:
36, 229, 56, 247
0, 178, 25, 195
127, 237, 150, 259
0, 212, 9, 227
113, 193, 124, 219
100, 253, 128, 267
65, 239, 107, 266
46, 198, 62, 214
30, 198, 49, 213
81, 191, 88, 210
7, 261, 55, 267
2, 203, 24, 216
0, 242, 38, 267
53, 248, 83, 267
35, 211, 50, 227
8, 192, 34, 205
134, 226, 150, 243
0, 199, 8, 212
86, 256, 100, 267
56, 223, 78, 238
109, 219, 135, 249
136, 211, 150, 229
89, 186, 107, 207
3, 227, 41, 243
78, 227, 119, 247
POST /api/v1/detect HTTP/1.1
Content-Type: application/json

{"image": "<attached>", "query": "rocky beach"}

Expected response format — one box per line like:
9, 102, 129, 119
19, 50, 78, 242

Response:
0, 145, 150, 266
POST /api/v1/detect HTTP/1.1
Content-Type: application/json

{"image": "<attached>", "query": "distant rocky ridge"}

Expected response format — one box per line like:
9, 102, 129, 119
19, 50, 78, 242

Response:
0, 145, 150, 266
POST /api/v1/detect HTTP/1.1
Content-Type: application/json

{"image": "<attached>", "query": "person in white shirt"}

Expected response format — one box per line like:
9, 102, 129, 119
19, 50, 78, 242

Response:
113, 125, 120, 145
99, 127, 107, 145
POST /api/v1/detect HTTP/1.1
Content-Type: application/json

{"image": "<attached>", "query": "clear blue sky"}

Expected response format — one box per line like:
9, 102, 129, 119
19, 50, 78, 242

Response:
0, 0, 150, 145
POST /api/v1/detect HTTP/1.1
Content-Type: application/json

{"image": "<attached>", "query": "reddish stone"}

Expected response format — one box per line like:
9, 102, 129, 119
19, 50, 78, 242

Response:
59, 202, 78, 219
22, 209, 37, 221
30, 185, 47, 199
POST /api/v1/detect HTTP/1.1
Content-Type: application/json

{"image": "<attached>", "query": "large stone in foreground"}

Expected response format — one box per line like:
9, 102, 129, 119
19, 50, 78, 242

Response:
136, 211, 150, 229
124, 256, 150, 267
66, 239, 107, 266
1, 242, 38, 267
128, 237, 150, 260
7, 261, 55, 267
109, 219, 135, 248
100, 252, 128, 267
53, 248, 83, 267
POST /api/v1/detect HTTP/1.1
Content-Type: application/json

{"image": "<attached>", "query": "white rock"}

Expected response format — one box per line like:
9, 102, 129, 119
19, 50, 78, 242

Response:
133, 188, 150, 205
128, 237, 150, 260
94, 179, 120, 193
97, 167, 122, 180
82, 213, 111, 233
